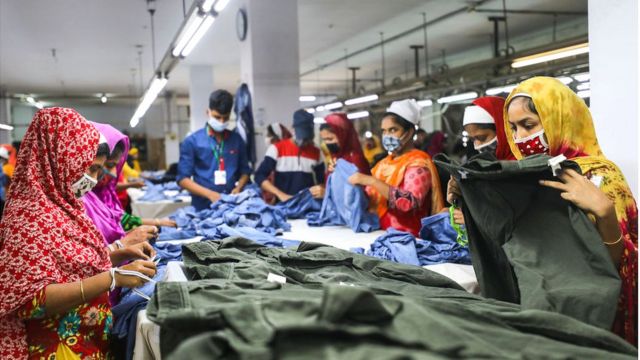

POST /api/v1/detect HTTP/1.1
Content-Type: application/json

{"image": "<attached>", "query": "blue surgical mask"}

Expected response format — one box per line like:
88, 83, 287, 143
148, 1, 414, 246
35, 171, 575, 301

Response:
208, 117, 228, 133
382, 135, 402, 153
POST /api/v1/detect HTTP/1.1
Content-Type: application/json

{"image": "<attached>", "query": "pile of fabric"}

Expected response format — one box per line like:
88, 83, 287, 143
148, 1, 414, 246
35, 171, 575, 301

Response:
158, 187, 292, 242
137, 181, 188, 202
146, 239, 636, 359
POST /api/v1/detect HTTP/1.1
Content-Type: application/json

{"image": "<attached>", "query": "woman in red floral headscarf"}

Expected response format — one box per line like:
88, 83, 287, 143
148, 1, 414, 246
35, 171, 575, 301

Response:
0, 108, 156, 359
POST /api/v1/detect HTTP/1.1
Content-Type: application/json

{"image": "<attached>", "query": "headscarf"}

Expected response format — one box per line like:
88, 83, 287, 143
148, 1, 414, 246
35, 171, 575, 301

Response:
324, 113, 370, 175
504, 77, 636, 244
0, 108, 111, 358
91, 123, 130, 213
505, 76, 638, 344
426, 131, 446, 157
292, 109, 314, 142
363, 135, 384, 165
128, 147, 142, 173
370, 149, 444, 219
470, 96, 515, 160
0, 144, 16, 178
268, 122, 292, 141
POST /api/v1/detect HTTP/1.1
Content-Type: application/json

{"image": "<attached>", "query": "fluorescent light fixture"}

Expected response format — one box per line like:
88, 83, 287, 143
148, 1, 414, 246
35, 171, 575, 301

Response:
299, 95, 316, 102
323, 102, 343, 111
26, 96, 43, 109
181, 16, 215, 57
365, 131, 373, 138
344, 94, 378, 106
511, 43, 589, 68
172, 13, 206, 57
0, 124, 14, 131
214, 0, 231, 12
437, 92, 478, 104
417, 99, 433, 108
485, 84, 517, 96
100, 95, 108, 104
201, 0, 216, 12
555, 76, 573, 85
577, 90, 591, 98
347, 111, 369, 119
573, 72, 590, 82
577, 82, 590, 91
313, 117, 326, 124
305, 108, 315, 114
130, 76, 168, 127
385, 83, 424, 96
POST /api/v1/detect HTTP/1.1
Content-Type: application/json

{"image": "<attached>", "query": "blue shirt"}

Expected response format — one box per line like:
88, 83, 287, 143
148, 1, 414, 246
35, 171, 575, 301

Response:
177, 127, 252, 211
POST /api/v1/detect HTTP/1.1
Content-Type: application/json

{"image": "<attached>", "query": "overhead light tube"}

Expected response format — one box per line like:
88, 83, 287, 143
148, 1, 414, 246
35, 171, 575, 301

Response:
344, 94, 378, 106
347, 111, 369, 119
437, 92, 478, 104
511, 43, 589, 68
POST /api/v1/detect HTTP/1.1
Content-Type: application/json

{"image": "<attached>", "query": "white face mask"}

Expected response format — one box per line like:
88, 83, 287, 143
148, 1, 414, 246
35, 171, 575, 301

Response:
208, 117, 228, 133
71, 173, 98, 198
474, 137, 498, 153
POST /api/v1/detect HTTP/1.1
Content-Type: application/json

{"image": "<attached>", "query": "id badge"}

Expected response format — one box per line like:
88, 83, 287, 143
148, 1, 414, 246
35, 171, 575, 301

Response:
214, 170, 227, 185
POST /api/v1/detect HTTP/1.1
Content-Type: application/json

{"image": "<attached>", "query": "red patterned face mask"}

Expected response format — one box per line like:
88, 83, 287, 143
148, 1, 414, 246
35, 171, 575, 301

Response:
514, 130, 548, 156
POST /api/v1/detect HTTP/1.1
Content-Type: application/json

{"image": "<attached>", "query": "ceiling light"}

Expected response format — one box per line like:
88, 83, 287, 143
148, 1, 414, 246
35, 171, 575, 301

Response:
576, 82, 590, 91
313, 117, 326, 124
214, 0, 231, 12
573, 72, 590, 82
344, 94, 378, 106
0, 124, 14, 131
305, 108, 315, 114
577, 90, 591, 98
299, 96, 316, 102
417, 99, 433, 108
181, 16, 215, 57
385, 83, 424, 96
555, 76, 574, 85
365, 131, 373, 138
347, 111, 369, 119
485, 84, 517, 96
130, 75, 168, 127
172, 13, 206, 57
437, 92, 478, 104
100, 95, 108, 104
201, 0, 216, 12
323, 102, 343, 111
26, 96, 43, 109
511, 43, 589, 68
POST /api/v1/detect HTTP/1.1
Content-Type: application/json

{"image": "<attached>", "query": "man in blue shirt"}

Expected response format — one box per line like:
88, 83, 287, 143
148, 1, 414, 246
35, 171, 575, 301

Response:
177, 90, 252, 211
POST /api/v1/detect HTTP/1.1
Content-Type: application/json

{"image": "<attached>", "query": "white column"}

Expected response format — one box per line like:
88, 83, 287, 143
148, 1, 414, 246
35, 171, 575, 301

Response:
164, 92, 181, 167
188, 65, 214, 132
239, 0, 301, 160
588, 0, 638, 196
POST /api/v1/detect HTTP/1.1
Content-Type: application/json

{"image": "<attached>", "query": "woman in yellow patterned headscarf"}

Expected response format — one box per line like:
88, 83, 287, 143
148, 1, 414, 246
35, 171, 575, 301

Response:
504, 76, 637, 345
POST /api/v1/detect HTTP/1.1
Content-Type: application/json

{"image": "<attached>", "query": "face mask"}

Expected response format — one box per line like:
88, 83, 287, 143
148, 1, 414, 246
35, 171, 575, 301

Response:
514, 129, 548, 156
208, 117, 228, 133
71, 173, 98, 198
382, 135, 402, 153
325, 143, 340, 154
474, 137, 498, 154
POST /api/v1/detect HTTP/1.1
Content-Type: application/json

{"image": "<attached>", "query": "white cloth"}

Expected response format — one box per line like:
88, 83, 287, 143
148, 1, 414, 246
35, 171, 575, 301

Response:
462, 105, 495, 126
386, 99, 421, 125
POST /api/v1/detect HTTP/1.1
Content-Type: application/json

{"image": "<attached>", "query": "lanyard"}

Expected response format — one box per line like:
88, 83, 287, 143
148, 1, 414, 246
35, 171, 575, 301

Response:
209, 135, 225, 170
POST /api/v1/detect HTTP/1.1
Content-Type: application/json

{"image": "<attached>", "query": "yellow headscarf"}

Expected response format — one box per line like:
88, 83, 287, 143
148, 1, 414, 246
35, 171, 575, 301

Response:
505, 77, 637, 245
363, 135, 384, 165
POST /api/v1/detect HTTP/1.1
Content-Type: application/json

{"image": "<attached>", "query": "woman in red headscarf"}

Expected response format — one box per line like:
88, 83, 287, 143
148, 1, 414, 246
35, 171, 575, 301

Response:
0, 108, 156, 359
320, 113, 371, 176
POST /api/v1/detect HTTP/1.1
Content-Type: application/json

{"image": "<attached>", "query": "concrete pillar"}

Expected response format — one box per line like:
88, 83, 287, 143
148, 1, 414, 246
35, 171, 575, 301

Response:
0, 95, 11, 144
588, 0, 638, 195
164, 92, 181, 167
239, 0, 301, 160
188, 65, 214, 132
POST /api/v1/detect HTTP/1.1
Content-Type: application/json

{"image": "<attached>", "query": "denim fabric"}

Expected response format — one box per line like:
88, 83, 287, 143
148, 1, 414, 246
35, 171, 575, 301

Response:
361, 228, 421, 266
214, 224, 300, 247
234, 83, 257, 167
418, 212, 471, 265
138, 181, 187, 202
308, 159, 379, 232
274, 188, 322, 219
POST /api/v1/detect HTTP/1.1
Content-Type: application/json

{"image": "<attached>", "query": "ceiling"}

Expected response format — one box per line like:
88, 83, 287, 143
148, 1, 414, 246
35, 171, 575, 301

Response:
0, 0, 588, 104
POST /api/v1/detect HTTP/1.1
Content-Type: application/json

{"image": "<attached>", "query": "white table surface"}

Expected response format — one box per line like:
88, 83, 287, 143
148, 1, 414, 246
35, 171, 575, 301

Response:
132, 219, 478, 360
127, 188, 192, 219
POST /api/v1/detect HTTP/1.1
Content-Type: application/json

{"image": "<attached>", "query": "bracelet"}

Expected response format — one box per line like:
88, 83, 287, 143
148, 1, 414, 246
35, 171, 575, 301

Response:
80, 281, 86, 303
603, 235, 624, 246
115, 240, 124, 249
107, 244, 115, 252
109, 268, 117, 292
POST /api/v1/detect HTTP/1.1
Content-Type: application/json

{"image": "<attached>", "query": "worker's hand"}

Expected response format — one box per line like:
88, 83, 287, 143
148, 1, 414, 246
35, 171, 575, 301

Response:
129, 181, 145, 189
277, 192, 293, 202
348, 173, 373, 187
309, 185, 325, 199
327, 158, 336, 174
231, 185, 244, 195
122, 225, 158, 246
114, 260, 157, 288
539, 169, 614, 218
155, 218, 177, 228
123, 241, 156, 261
447, 176, 462, 205
207, 191, 221, 203
452, 208, 465, 225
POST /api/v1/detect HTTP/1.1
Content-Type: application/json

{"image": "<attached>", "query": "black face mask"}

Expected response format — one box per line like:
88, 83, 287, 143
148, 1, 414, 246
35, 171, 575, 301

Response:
325, 143, 340, 154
